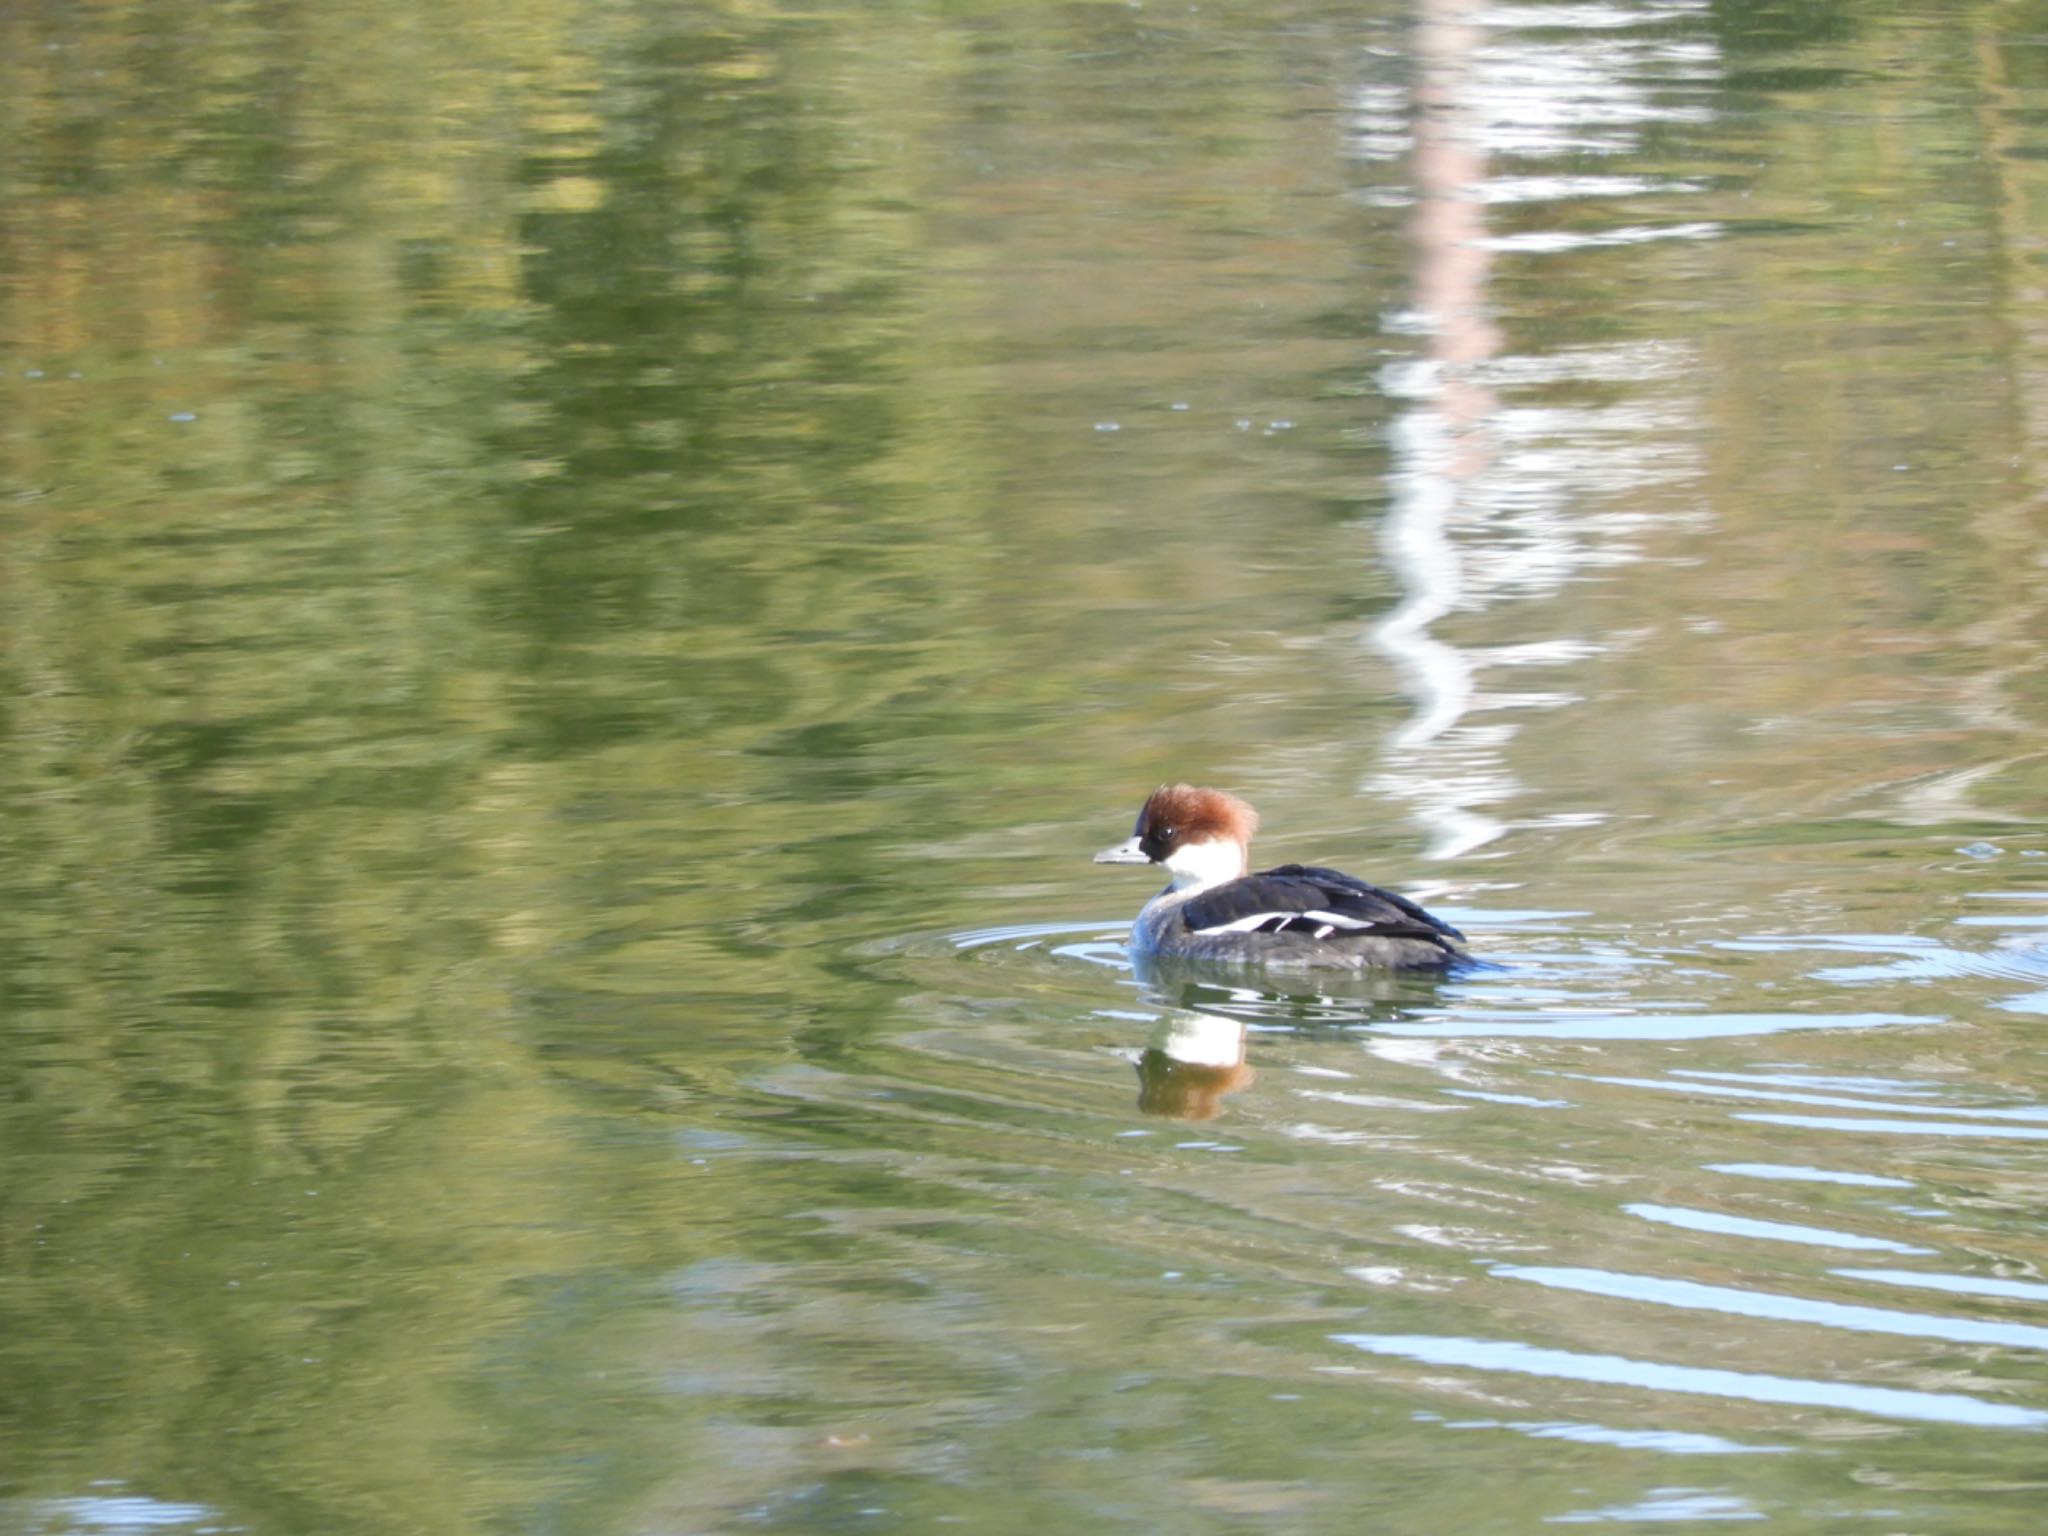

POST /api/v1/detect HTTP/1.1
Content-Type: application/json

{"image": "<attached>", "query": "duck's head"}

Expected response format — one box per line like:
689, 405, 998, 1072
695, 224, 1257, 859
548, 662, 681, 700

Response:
1094, 784, 1256, 892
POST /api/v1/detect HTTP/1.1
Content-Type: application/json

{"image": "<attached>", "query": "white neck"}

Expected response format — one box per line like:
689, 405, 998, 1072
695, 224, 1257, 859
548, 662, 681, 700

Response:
1162, 837, 1247, 894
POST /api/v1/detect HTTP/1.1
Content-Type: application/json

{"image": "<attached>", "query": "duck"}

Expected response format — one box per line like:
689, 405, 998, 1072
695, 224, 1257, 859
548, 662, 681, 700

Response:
1093, 784, 1466, 969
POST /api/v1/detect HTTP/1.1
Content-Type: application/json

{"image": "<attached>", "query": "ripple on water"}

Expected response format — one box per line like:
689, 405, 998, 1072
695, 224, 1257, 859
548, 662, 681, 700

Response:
1716, 927, 2048, 1017
1834, 1270, 2048, 1304
938, 915, 1952, 1043
886, 907, 2048, 1463
1703, 1163, 1914, 1189
1491, 1264, 2048, 1350
944, 919, 1133, 956
1327, 1335, 2048, 1430
1622, 1203, 1936, 1254
5, 1491, 224, 1533
1418, 1412, 1788, 1457
1371, 1009, 1941, 1041
1735, 1113, 2048, 1141
1547, 1490, 1768, 1524
1579, 1072, 2048, 1121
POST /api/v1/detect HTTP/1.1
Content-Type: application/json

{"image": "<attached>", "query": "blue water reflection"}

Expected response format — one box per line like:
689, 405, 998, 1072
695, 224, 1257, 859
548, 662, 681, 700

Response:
1547, 1488, 1765, 1524
5, 1491, 223, 1533
1419, 1412, 1785, 1457
1837, 1270, 2048, 1304
1716, 929, 2048, 1017
1622, 1203, 1934, 1254
1493, 1264, 2048, 1350
1331, 1334, 2048, 1429
1583, 1073, 2048, 1121
1374, 1010, 1938, 1041
1703, 1163, 1913, 1188
1737, 1114, 2048, 1141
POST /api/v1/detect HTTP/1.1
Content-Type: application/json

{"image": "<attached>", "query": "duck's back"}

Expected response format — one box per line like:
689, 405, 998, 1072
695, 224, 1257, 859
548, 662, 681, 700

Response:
1138, 863, 1465, 970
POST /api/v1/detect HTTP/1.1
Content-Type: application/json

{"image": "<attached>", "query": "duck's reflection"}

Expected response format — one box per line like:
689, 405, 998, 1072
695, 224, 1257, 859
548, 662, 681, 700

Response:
1135, 1014, 1254, 1121
1132, 952, 1447, 1020
1127, 953, 1455, 1120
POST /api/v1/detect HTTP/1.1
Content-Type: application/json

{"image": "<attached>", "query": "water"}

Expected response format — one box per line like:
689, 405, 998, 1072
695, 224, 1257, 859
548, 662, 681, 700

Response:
5, 0, 2048, 1530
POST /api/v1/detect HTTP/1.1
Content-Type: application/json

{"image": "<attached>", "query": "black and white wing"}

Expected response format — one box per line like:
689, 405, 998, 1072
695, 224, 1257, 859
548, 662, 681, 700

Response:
1179, 864, 1465, 949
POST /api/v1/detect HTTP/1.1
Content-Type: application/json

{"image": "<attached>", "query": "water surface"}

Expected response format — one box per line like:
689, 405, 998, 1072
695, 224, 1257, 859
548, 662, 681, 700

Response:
5, 0, 2048, 1531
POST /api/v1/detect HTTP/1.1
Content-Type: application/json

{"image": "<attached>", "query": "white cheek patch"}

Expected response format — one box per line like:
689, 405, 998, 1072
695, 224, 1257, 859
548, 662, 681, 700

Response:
1162, 837, 1245, 893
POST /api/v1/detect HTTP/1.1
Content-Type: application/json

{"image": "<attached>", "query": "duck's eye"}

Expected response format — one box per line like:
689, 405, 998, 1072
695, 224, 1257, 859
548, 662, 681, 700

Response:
1155, 825, 1174, 842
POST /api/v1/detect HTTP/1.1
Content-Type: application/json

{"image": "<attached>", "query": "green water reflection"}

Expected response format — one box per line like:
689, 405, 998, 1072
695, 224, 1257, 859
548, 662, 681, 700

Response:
6, 0, 2048, 1530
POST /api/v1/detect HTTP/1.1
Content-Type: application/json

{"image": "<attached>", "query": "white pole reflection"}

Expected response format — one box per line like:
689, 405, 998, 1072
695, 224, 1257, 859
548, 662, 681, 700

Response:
1366, 0, 1719, 862
1373, 0, 1508, 861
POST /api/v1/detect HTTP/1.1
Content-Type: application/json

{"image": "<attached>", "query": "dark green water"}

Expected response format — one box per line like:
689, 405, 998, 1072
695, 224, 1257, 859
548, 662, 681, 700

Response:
7, 0, 2048, 1530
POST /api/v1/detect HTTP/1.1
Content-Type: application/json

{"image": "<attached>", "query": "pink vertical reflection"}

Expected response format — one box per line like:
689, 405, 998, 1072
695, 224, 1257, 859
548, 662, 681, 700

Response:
1410, 0, 1501, 462
1374, 0, 1505, 858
